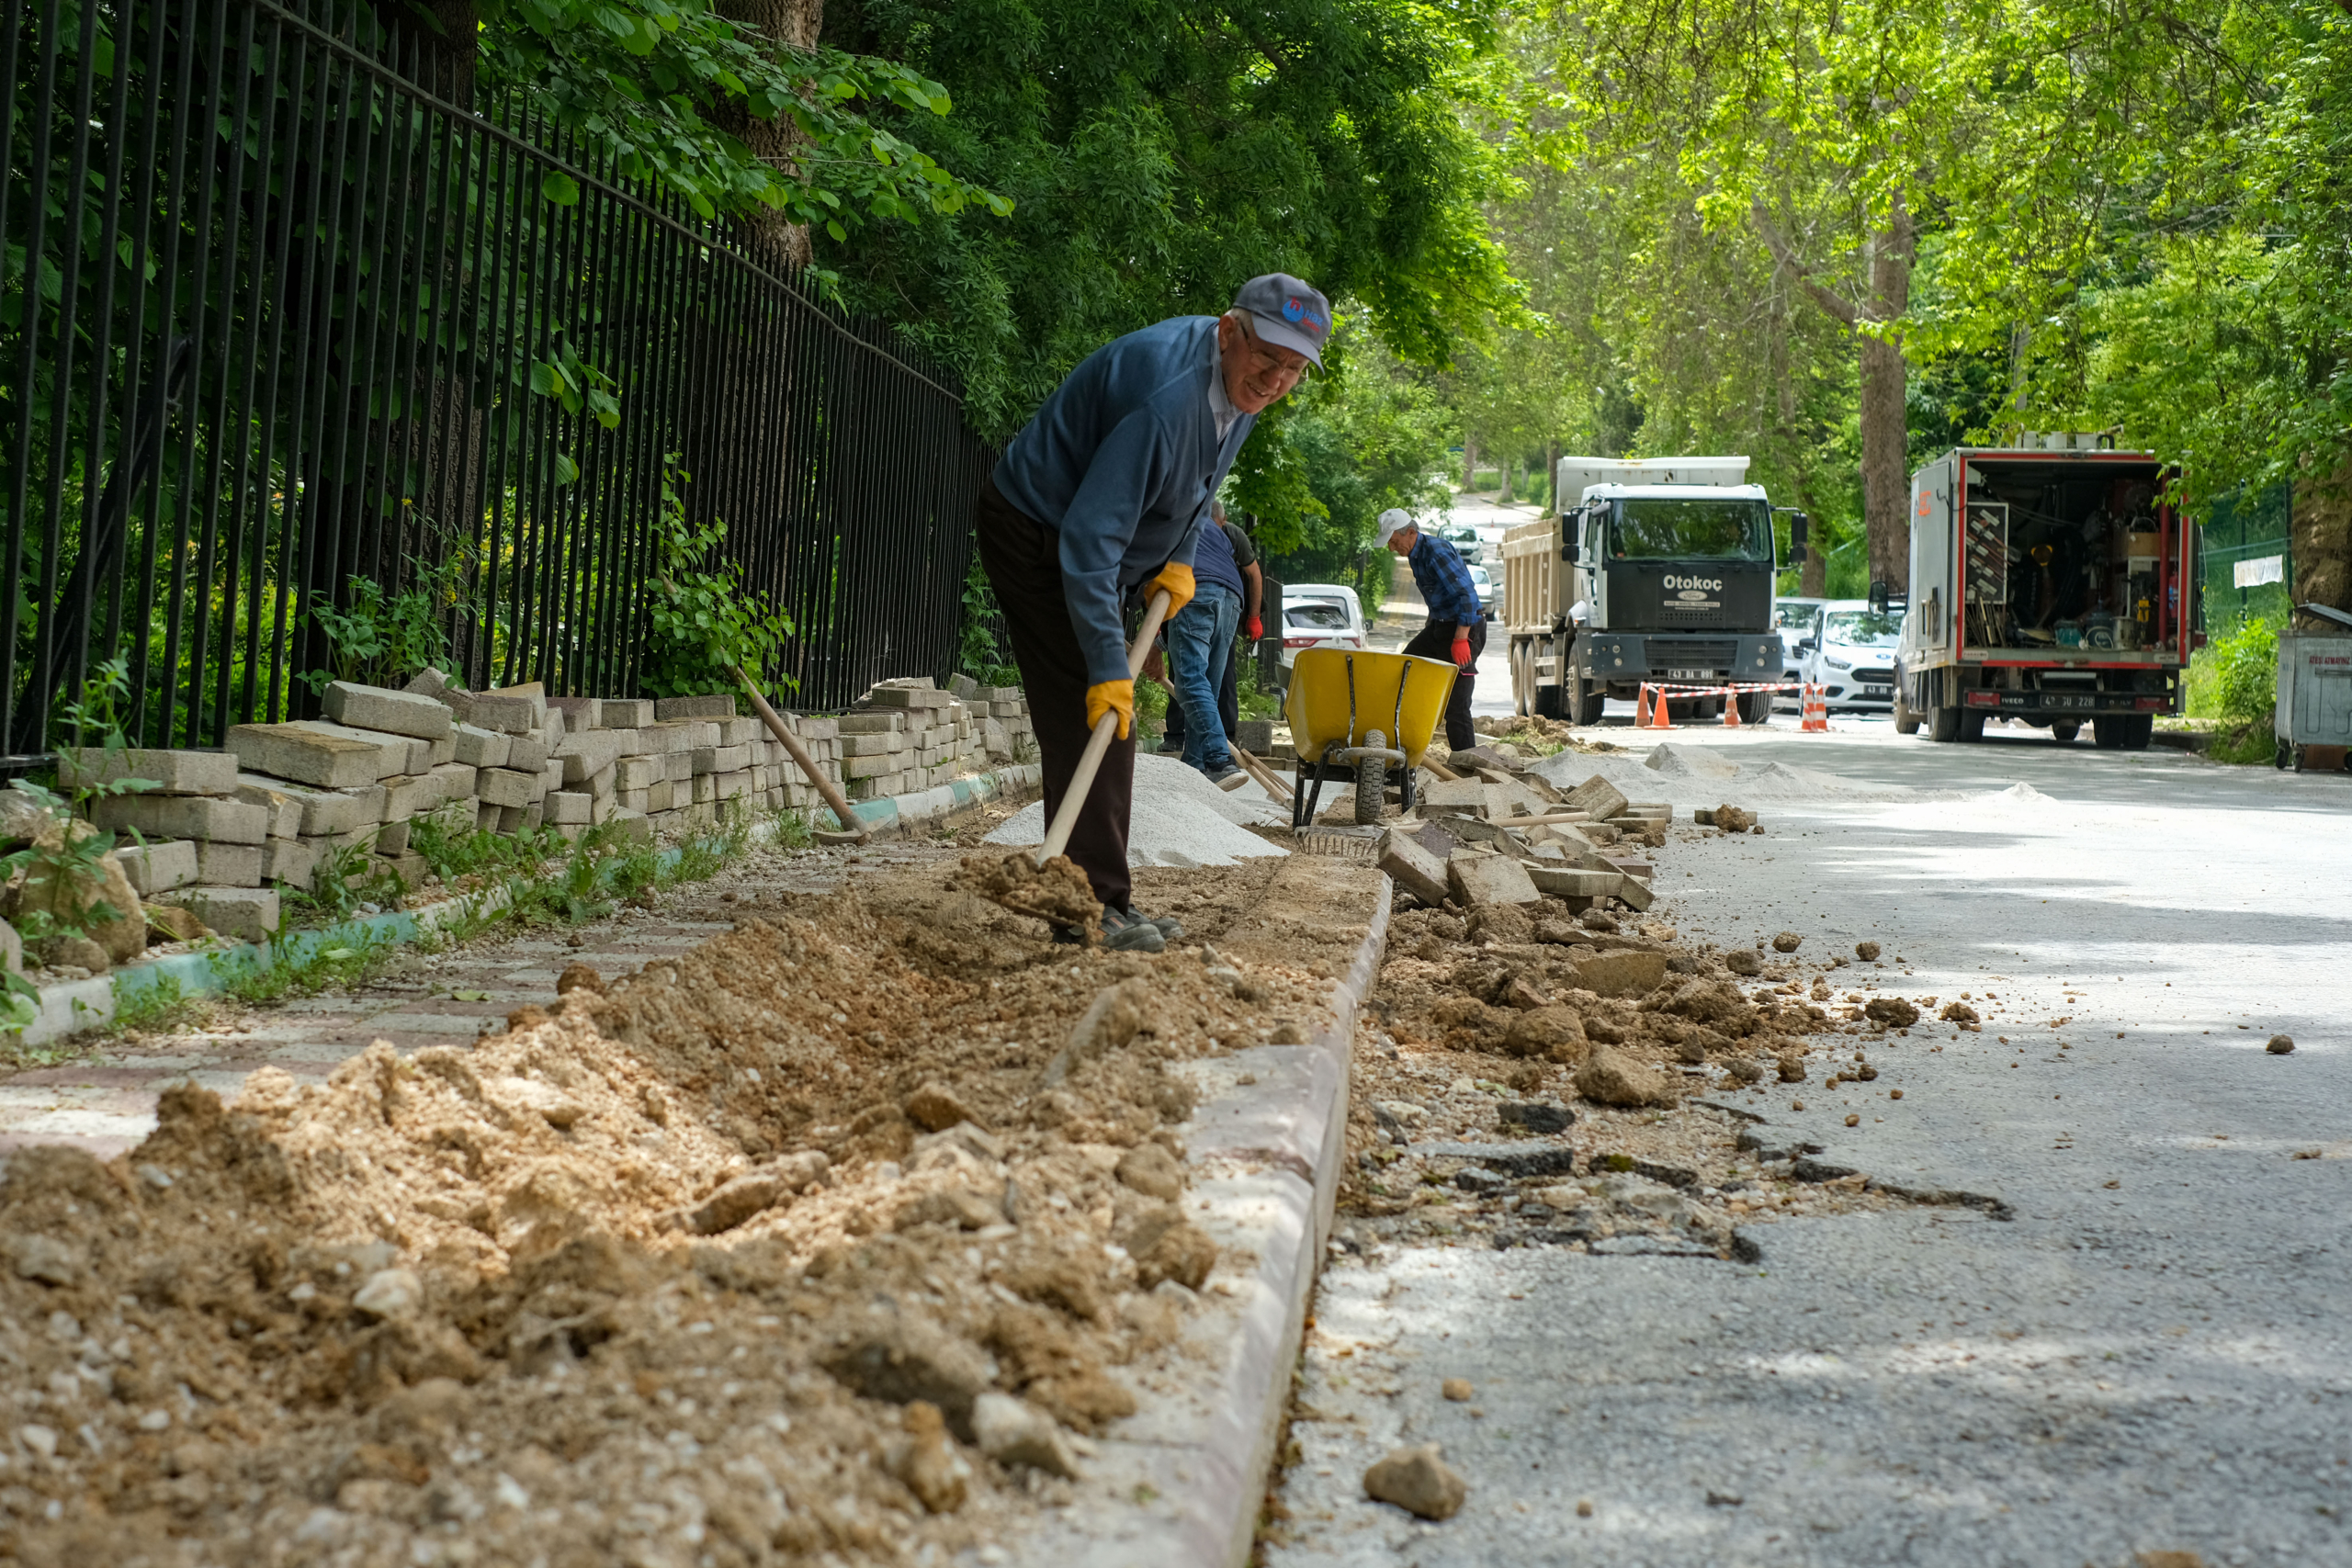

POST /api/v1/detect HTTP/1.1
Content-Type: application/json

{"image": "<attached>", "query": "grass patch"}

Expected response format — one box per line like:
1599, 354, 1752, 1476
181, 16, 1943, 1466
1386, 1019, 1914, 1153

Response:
209, 926, 407, 1008
110, 971, 205, 1036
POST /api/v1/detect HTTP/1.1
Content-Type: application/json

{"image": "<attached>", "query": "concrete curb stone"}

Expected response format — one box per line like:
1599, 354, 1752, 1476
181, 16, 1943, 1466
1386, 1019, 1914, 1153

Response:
1010, 867, 1393, 1568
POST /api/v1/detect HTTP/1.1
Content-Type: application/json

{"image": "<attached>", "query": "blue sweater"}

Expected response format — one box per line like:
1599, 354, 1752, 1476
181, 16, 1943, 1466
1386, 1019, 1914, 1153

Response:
993, 318, 1254, 685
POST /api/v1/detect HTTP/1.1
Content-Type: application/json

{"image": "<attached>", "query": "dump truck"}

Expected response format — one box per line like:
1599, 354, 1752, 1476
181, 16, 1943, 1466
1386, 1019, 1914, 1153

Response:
1502, 456, 1797, 724
1894, 438, 2202, 748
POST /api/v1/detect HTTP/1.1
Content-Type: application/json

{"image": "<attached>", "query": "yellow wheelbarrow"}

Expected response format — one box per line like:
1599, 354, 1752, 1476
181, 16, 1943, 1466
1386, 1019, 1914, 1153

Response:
1283, 645, 1457, 829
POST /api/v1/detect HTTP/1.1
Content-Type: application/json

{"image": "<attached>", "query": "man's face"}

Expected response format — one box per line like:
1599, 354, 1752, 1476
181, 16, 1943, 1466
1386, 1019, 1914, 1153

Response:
1385, 525, 1418, 558
1217, 313, 1309, 414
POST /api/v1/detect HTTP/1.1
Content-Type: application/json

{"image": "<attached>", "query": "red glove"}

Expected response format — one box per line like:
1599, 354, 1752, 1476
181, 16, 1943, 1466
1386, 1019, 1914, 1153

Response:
1243, 614, 1263, 641
1451, 636, 1473, 668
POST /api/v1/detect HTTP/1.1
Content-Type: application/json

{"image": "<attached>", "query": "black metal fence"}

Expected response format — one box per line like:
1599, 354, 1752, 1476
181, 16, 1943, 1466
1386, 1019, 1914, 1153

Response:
2, 0, 987, 756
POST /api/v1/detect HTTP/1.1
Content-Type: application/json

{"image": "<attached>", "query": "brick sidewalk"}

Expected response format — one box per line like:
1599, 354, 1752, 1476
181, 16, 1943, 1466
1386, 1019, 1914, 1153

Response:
0, 839, 960, 1161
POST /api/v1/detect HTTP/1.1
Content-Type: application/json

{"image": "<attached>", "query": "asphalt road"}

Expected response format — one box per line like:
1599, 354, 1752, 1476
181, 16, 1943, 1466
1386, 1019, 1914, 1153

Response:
1264, 718, 2352, 1568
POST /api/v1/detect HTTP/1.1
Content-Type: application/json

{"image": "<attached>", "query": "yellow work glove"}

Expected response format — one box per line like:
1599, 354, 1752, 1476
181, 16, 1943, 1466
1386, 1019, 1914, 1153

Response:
1148, 561, 1196, 622
1086, 679, 1136, 739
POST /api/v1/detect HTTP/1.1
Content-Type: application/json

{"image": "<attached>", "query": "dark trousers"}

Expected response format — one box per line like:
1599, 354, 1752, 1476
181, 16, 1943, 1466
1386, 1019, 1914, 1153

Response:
974, 476, 1134, 911
1402, 616, 1484, 751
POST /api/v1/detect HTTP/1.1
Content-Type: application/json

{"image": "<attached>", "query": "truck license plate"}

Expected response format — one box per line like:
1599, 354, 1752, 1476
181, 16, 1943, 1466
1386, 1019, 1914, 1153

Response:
1665, 668, 1710, 681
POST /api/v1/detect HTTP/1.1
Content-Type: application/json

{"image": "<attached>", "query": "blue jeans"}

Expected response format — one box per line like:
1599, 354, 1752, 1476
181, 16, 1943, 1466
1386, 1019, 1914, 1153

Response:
1168, 581, 1240, 773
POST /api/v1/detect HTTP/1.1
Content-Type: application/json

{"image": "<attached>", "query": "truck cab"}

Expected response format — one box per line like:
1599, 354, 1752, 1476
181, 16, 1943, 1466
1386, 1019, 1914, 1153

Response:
1895, 440, 2201, 749
1504, 457, 1787, 725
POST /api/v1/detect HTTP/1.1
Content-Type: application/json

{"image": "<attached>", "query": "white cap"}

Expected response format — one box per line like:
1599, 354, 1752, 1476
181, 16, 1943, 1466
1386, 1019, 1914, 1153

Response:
1374, 508, 1415, 547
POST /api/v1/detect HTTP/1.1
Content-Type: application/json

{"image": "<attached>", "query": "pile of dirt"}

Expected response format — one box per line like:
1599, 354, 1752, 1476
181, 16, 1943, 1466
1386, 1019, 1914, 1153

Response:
0, 861, 1336, 1567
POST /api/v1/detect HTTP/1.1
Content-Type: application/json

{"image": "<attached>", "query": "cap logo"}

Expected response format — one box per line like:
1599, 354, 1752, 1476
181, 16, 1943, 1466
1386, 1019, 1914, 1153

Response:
1282, 296, 1328, 337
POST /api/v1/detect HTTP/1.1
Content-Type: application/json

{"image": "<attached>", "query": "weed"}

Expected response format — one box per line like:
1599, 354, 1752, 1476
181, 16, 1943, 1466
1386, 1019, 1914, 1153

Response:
767, 807, 813, 851
642, 460, 797, 697
2186, 615, 2278, 763
210, 926, 402, 1007
301, 557, 467, 697
112, 971, 202, 1035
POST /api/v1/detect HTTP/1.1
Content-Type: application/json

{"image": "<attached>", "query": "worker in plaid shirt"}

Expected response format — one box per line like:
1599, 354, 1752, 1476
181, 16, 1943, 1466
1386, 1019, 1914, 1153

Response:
1375, 508, 1483, 751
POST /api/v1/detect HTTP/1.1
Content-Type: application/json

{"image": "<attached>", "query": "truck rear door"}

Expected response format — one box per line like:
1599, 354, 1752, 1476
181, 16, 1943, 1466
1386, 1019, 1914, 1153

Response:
1905, 457, 1957, 668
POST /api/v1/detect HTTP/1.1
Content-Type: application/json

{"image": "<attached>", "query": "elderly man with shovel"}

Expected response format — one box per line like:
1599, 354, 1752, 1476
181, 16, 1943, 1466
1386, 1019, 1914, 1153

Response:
975, 274, 1329, 952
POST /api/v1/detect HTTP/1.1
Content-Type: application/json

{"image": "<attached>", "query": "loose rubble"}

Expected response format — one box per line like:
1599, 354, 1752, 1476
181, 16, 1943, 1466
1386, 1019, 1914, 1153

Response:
1328, 750, 1935, 1263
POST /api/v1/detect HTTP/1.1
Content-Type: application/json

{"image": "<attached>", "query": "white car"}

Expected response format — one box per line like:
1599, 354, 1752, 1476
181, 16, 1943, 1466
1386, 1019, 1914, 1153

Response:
1467, 563, 1499, 619
1773, 595, 1826, 710
1277, 584, 1368, 682
1797, 600, 1905, 711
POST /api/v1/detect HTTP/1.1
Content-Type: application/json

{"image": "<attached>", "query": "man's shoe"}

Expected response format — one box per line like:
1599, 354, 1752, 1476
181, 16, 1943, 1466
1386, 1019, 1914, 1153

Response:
1126, 905, 1185, 942
1100, 907, 1167, 953
1204, 763, 1246, 790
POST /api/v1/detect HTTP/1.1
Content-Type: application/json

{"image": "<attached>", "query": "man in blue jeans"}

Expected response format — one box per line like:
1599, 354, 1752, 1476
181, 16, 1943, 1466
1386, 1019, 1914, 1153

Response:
1164, 502, 1249, 784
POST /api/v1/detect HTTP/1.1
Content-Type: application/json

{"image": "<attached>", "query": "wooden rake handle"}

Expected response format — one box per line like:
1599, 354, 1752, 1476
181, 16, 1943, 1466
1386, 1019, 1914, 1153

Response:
736, 665, 870, 842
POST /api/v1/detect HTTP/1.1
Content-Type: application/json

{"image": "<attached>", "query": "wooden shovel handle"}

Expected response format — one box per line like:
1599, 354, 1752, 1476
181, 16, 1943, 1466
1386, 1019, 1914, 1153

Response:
1039, 590, 1172, 863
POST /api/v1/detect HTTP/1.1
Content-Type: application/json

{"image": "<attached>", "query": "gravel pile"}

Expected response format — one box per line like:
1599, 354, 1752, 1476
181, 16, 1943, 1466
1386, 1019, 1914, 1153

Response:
986, 754, 1286, 868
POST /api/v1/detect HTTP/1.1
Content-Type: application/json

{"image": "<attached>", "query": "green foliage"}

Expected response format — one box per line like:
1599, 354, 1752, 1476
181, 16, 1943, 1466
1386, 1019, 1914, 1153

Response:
641, 462, 798, 697
1134, 675, 1170, 739
0, 779, 133, 950
210, 928, 403, 1008
476, 0, 1006, 233
956, 552, 1018, 686
820, 0, 1529, 441
2186, 615, 2279, 764
283, 839, 409, 930
1229, 324, 1454, 602
111, 972, 198, 1036
304, 558, 467, 696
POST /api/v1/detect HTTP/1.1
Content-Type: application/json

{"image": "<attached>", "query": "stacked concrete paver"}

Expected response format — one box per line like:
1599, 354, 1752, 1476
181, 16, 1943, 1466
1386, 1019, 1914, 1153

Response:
51, 670, 1041, 951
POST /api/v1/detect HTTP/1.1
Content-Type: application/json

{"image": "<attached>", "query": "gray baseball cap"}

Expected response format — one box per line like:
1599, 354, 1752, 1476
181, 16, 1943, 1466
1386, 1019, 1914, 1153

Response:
1232, 274, 1332, 368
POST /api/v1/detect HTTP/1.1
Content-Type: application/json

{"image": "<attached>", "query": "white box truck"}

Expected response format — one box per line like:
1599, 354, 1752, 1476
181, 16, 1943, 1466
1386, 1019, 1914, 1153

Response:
1894, 440, 2201, 748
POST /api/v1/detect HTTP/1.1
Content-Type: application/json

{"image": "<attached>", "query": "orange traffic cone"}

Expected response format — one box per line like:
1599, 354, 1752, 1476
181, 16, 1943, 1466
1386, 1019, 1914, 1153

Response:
1801, 683, 1829, 732
1637, 683, 1674, 730
1721, 687, 1742, 728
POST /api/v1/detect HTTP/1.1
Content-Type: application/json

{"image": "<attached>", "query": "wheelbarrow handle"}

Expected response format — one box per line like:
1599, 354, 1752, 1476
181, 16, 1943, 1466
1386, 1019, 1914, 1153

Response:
1039, 591, 1173, 864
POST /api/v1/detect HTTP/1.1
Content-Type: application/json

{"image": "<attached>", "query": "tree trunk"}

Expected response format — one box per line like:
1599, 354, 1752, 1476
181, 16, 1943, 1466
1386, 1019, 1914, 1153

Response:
1751, 197, 1914, 593
1801, 535, 1827, 597
712, 0, 825, 270
2292, 451, 2352, 626
1463, 436, 1478, 493
1544, 437, 1560, 512
1859, 204, 1914, 593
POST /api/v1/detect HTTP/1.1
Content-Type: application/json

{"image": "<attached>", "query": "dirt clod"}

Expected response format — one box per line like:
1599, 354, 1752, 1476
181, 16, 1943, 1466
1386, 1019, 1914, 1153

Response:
958, 850, 1102, 931
554, 960, 604, 995
1441, 1377, 1474, 1401
1855, 941, 1882, 961
2267, 1033, 2295, 1055
1771, 931, 1803, 953
1363, 1443, 1468, 1520
1864, 997, 1921, 1028
1575, 1045, 1679, 1108
1712, 804, 1756, 834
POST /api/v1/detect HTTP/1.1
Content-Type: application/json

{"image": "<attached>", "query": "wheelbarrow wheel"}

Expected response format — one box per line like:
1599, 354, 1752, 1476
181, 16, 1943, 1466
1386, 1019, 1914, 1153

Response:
1354, 752, 1386, 824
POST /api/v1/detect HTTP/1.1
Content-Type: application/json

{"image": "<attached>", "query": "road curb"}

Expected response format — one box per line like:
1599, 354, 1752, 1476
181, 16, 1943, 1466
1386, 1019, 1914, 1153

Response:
1012, 867, 1392, 1568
